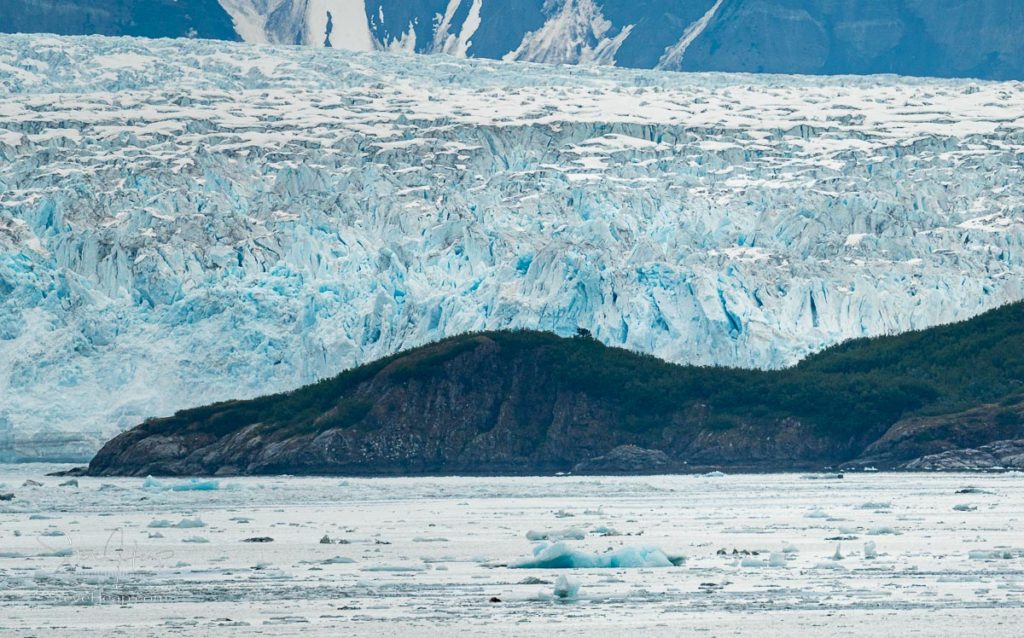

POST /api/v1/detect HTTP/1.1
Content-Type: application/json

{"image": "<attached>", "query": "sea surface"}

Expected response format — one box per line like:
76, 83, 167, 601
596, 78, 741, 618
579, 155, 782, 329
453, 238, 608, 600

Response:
1, 464, 1023, 636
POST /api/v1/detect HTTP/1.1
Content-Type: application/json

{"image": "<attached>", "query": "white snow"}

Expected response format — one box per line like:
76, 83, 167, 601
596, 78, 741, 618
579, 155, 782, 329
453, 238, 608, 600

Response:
657, 0, 725, 70
502, 0, 634, 65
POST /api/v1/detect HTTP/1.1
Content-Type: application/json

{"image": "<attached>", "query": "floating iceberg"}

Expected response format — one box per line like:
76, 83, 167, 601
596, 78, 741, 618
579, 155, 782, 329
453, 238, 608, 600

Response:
859, 501, 892, 510
360, 564, 427, 572
553, 575, 581, 599
526, 528, 587, 541
148, 517, 207, 529
513, 541, 684, 569
143, 477, 221, 492
968, 549, 1021, 560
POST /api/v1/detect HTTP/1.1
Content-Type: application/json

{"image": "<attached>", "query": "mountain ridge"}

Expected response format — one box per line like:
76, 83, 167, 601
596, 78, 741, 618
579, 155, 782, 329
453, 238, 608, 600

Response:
2, 1, 1023, 80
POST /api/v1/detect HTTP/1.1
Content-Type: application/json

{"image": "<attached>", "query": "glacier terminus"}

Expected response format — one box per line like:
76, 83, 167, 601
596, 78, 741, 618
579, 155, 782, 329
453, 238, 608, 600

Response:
0, 34, 1023, 460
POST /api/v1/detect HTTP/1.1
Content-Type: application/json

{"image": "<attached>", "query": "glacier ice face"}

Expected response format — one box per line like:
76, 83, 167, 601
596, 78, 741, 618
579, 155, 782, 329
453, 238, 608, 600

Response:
1, 34, 1024, 459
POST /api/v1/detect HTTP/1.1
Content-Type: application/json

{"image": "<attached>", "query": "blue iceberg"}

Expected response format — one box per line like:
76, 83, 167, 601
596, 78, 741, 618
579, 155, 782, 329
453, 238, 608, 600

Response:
513, 541, 684, 569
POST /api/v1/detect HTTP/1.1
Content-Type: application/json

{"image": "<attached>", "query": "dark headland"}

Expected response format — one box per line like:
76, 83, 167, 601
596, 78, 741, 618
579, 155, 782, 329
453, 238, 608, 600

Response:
87, 303, 1024, 477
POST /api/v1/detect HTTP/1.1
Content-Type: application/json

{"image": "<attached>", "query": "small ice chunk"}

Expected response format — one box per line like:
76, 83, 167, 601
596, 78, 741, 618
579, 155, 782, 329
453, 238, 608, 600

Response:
322, 556, 356, 564
553, 574, 580, 599
832, 543, 843, 560
704, 471, 726, 478
953, 504, 977, 512
149, 517, 206, 529
172, 479, 220, 492
867, 526, 899, 536
142, 476, 165, 490
39, 547, 73, 557
360, 564, 426, 572
969, 549, 1018, 560
182, 536, 209, 543
526, 528, 586, 541
864, 541, 878, 559
859, 501, 891, 510
769, 552, 788, 567
805, 509, 830, 519
956, 487, 994, 495
741, 557, 767, 567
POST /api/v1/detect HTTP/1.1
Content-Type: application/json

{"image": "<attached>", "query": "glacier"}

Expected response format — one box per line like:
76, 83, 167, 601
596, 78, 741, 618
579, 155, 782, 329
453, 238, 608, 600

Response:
1, 34, 1024, 460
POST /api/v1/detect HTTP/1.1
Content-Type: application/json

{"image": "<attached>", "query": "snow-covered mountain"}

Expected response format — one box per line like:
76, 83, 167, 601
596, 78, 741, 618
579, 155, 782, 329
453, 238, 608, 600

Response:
2, 34, 1024, 460
3, 1, 1024, 79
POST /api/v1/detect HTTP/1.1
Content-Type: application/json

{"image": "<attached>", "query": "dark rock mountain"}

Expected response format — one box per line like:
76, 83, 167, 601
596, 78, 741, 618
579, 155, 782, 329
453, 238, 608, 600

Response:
0, 0, 240, 41
88, 302, 1024, 476
2, 1, 1023, 80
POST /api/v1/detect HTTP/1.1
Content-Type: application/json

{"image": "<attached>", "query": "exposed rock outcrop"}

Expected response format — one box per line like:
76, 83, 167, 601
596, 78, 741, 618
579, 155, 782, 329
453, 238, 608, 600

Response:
573, 446, 673, 475
901, 440, 1024, 471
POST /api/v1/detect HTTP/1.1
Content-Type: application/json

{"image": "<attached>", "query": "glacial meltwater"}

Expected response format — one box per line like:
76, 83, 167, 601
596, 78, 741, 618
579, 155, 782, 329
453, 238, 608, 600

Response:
1, 465, 1023, 636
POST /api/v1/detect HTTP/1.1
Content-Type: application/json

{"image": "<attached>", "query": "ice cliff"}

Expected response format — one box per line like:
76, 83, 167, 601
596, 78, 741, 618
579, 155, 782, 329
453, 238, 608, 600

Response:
1, 34, 1023, 459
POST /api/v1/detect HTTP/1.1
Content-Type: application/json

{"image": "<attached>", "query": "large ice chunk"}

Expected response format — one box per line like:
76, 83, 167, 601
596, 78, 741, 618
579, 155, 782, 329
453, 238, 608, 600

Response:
513, 541, 684, 569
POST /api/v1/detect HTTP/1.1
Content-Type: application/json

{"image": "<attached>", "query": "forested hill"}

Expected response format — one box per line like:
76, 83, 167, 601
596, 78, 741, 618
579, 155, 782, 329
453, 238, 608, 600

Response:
88, 302, 1024, 476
